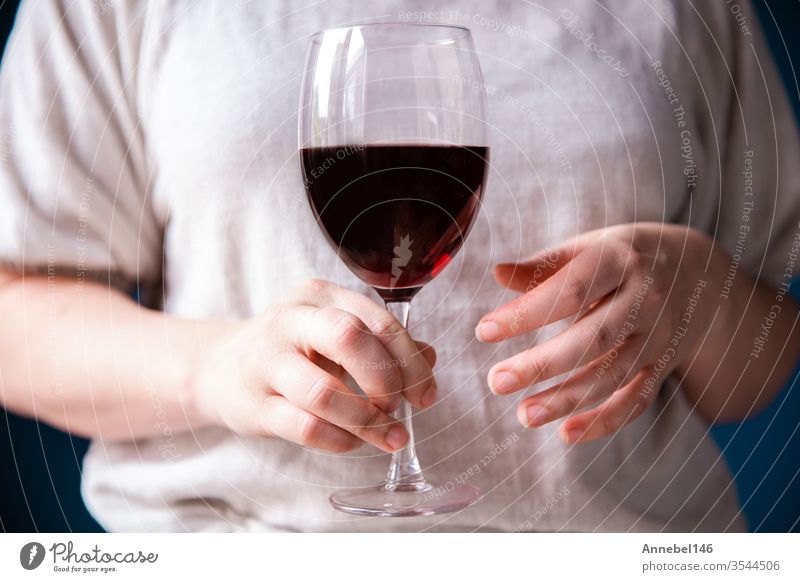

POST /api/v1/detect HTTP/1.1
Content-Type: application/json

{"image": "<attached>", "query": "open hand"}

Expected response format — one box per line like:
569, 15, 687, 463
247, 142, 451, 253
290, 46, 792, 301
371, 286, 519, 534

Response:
477, 223, 715, 444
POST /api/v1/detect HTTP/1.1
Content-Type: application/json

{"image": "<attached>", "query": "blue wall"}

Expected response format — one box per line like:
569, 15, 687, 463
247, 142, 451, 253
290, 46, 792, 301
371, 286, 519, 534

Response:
0, 0, 799, 532
710, 281, 800, 532
706, 0, 800, 533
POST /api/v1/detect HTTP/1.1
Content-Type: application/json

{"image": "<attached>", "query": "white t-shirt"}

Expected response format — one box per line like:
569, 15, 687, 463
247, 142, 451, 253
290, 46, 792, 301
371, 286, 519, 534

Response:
2, 0, 798, 532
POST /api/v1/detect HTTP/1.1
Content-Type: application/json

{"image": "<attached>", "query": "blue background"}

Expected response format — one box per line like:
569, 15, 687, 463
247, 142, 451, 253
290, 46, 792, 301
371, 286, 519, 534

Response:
0, 1, 799, 532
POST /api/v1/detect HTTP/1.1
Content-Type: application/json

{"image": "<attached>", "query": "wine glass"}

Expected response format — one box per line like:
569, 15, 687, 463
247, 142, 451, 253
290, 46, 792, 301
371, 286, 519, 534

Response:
298, 22, 489, 517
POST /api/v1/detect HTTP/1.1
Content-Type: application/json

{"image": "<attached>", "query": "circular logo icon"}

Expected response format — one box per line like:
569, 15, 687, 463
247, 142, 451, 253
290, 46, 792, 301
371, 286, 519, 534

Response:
19, 542, 46, 570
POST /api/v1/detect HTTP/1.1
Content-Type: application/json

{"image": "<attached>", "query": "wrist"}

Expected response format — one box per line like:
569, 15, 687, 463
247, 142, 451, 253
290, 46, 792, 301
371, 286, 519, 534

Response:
175, 317, 246, 431
672, 228, 728, 368
673, 228, 744, 379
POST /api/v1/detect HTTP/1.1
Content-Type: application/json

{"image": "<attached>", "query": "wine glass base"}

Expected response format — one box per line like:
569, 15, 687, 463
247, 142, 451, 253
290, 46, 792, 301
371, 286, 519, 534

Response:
329, 481, 482, 517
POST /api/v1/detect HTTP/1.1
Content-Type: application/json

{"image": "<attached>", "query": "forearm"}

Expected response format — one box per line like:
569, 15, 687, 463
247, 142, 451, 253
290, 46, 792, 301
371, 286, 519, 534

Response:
0, 269, 230, 440
678, 237, 800, 423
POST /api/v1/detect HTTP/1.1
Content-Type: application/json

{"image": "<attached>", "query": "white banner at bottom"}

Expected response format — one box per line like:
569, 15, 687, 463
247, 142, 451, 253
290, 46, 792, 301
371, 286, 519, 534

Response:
0, 533, 797, 581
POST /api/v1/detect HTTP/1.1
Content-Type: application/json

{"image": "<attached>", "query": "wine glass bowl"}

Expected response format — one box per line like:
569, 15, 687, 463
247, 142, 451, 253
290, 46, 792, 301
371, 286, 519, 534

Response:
299, 23, 489, 517
301, 143, 488, 302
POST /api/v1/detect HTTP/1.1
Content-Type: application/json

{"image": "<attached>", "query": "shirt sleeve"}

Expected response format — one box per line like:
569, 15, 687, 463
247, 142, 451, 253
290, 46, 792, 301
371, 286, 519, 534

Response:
0, 0, 162, 292
690, 0, 800, 289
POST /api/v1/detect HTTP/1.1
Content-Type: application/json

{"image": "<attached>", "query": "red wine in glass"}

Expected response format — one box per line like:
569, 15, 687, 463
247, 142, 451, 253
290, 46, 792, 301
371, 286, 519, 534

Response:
302, 144, 489, 302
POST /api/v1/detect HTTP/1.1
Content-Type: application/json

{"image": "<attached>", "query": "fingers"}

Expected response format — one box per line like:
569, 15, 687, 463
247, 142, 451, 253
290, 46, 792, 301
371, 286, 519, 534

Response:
260, 395, 361, 453
310, 339, 436, 393
492, 233, 607, 293
291, 305, 404, 413
416, 341, 437, 368
294, 279, 437, 409
488, 289, 640, 394
558, 366, 658, 444
492, 247, 571, 293
270, 354, 409, 453
482, 230, 667, 443
515, 339, 647, 429
476, 243, 626, 342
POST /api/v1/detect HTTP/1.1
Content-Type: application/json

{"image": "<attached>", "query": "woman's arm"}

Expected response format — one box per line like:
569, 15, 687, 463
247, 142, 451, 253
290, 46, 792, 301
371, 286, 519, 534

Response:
0, 269, 435, 452
0, 268, 224, 439
677, 232, 800, 423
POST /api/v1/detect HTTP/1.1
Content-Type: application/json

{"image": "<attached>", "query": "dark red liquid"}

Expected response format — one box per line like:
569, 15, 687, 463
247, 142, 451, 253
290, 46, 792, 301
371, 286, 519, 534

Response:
301, 144, 488, 301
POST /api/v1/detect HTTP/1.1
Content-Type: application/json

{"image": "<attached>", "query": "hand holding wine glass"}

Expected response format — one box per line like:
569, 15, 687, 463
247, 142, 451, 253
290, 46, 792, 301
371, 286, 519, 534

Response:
189, 278, 438, 453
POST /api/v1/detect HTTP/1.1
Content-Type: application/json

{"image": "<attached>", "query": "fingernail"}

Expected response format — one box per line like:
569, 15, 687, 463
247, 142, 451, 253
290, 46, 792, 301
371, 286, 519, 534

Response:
526, 405, 549, 427
476, 320, 502, 342
422, 385, 437, 407
563, 428, 583, 443
491, 371, 519, 393
385, 425, 409, 450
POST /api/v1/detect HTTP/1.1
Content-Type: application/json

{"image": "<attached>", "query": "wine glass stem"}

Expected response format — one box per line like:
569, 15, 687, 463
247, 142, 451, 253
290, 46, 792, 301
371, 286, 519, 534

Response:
383, 300, 429, 493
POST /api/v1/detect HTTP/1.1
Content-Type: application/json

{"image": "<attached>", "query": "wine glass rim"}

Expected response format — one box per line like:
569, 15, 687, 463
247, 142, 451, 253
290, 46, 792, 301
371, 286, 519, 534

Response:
309, 21, 472, 43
